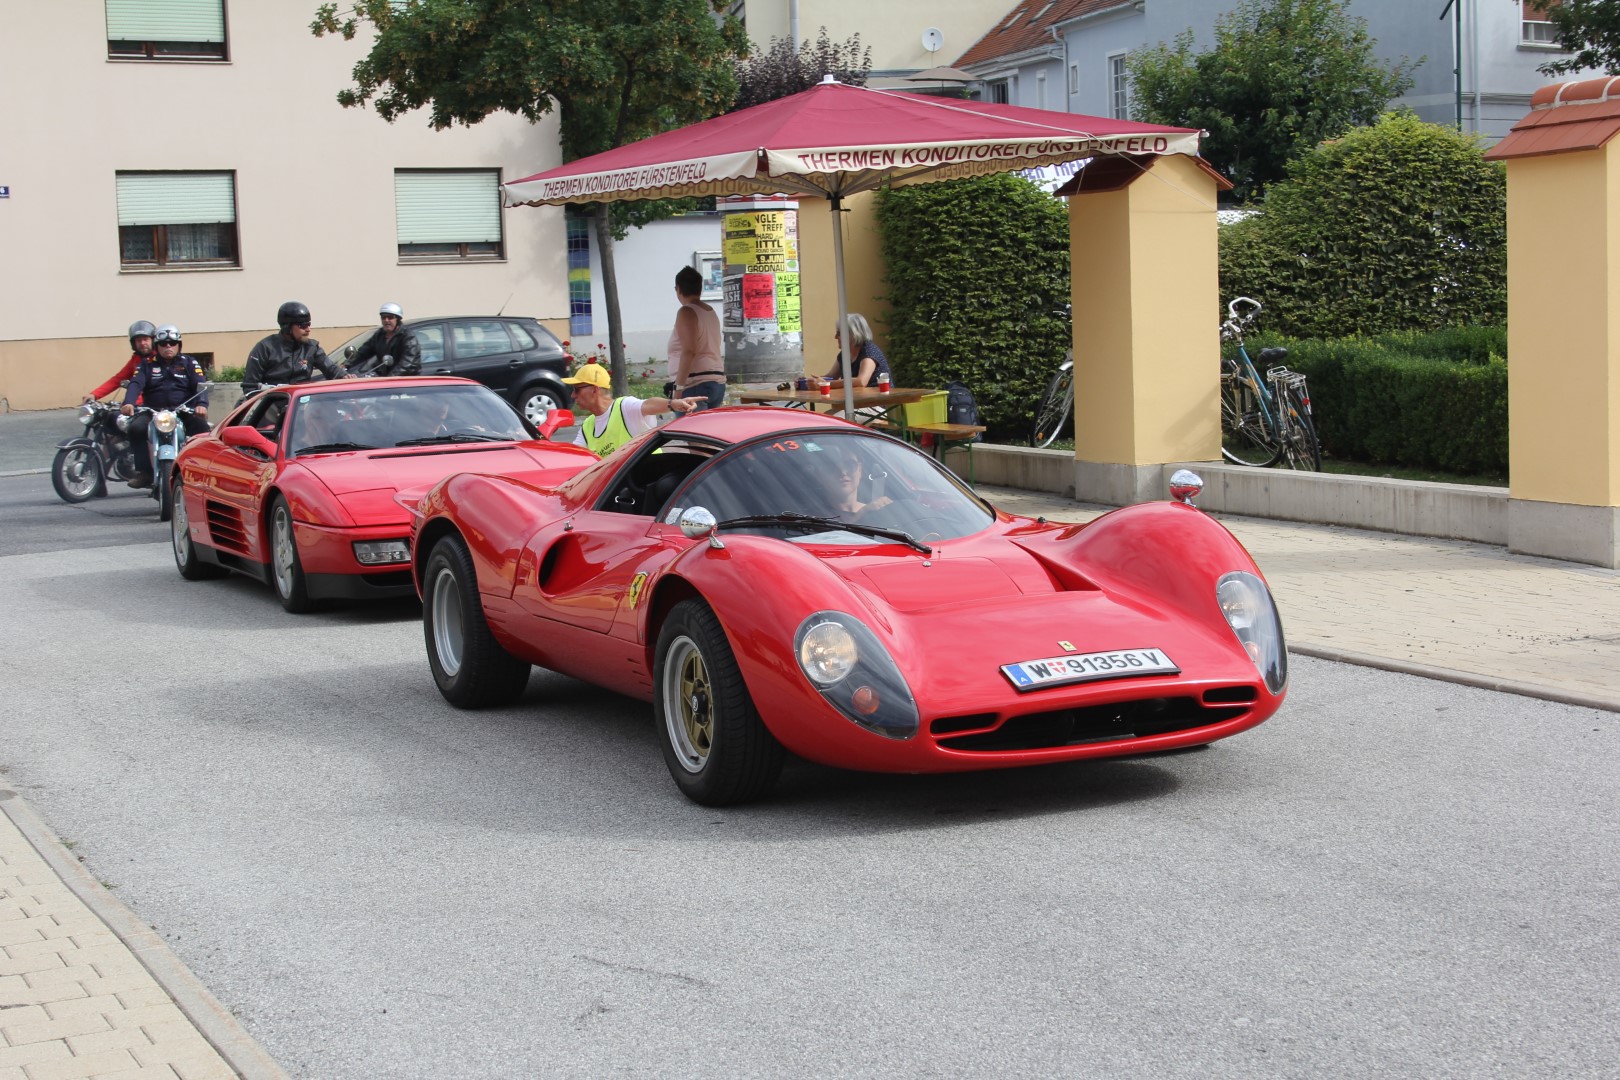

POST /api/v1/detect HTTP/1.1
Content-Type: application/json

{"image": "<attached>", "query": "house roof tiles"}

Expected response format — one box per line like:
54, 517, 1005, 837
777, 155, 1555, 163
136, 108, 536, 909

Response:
955, 0, 1131, 70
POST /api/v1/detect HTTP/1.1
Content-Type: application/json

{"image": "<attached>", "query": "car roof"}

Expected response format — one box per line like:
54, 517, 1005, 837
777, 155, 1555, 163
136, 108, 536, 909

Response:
659, 405, 864, 444
282, 376, 482, 398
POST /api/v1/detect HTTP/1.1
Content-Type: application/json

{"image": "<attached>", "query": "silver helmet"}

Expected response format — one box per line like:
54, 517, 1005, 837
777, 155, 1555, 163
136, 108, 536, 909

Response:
153, 324, 182, 347
128, 320, 157, 350
379, 302, 403, 319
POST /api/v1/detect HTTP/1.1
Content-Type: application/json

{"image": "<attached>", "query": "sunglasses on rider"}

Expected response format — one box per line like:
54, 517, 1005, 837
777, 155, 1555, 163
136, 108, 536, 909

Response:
157, 340, 181, 347
292, 321, 312, 329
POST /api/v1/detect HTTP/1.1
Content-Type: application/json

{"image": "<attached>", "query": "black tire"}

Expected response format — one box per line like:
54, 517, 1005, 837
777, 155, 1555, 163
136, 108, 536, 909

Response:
171, 476, 225, 580
422, 535, 531, 707
516, 384, 566, 427
51, 446, 103, 504
1277, 386, 1322, 472
1030, 360, 1073, 448
653, 598, 784, 806
269, 494, 319, 613
156, 461, 175, 522
1219, 365, 1281, 467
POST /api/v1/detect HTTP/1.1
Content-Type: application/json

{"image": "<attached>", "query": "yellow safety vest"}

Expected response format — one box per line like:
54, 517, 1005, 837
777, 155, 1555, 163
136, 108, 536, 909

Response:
581, 397, 635, 456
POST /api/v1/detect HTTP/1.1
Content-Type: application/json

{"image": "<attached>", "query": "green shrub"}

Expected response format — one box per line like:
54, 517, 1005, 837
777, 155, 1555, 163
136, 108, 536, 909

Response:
215, 365, 246, 382
876, 174, 1070, 440
1245, 331, 1507, 475
1220, 112, 1507, 337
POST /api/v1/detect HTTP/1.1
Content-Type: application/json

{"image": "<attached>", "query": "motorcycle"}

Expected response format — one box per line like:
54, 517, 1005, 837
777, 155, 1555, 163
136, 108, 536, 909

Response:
124, 384, 211, 522
51, 399, 139, 503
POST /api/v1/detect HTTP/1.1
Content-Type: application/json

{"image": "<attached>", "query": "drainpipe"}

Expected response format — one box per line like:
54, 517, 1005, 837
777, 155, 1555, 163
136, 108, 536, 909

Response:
789, 0, 799, 48
1440, 0, 1462, 130
1470, 0, 1482, 133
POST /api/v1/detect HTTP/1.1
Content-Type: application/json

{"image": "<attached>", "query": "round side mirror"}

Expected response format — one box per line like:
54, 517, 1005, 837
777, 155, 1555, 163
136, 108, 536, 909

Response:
344, 345, 356, 359
1169, 469, 1204, 507
678, 506, 720, 544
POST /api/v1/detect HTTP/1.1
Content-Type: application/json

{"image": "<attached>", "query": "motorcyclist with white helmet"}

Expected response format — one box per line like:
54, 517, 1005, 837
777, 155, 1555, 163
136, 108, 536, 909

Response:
119, 324, 210, 488
348, 301, 421, 378
85, 320, 157, 404
241, 301, 352, 395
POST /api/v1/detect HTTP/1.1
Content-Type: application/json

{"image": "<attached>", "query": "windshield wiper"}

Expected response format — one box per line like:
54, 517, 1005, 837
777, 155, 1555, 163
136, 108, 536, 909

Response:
394, 432, 511, 446
716, 511, 932, 555
294, 441, 375, 455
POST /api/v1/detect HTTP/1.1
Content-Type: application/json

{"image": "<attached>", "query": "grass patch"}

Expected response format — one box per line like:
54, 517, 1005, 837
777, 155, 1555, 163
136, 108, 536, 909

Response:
1319, 457, 1506, 487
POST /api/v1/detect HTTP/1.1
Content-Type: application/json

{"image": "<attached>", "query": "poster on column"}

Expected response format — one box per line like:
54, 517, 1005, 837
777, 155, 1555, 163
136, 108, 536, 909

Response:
775, 273, 801, 333
742, 273, 777, 332
722, 275, 744, 329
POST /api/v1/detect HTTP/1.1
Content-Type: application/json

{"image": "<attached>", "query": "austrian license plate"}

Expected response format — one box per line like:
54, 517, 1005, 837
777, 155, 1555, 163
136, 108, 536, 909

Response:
1001, 647, 1179, 691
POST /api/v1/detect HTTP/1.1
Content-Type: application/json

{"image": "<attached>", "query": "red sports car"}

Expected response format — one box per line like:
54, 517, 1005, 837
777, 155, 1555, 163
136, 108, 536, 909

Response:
169, 377, 591, 611
409, 407, 1288, 805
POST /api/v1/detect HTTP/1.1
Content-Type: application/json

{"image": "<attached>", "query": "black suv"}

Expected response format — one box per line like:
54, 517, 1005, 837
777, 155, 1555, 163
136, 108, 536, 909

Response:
334, 316, 572, 424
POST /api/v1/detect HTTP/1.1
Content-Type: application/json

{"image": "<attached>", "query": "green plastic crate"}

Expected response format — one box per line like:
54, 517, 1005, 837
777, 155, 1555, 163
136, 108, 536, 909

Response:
901, 390, 948, 426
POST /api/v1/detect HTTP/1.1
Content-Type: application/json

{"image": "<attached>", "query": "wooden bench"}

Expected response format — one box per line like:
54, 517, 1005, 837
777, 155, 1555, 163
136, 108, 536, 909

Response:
907, 422, 987, 481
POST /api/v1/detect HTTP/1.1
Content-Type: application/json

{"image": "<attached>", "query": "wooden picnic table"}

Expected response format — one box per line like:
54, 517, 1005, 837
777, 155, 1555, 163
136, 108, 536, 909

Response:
736, 385, 934, 411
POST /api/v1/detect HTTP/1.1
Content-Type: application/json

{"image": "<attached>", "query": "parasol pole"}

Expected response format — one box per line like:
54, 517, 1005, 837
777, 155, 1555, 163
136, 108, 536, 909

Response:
829, 193, 857, 417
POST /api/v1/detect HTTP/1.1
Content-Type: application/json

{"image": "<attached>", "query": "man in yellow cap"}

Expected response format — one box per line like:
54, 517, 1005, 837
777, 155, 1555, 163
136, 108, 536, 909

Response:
562, 362, 698, 456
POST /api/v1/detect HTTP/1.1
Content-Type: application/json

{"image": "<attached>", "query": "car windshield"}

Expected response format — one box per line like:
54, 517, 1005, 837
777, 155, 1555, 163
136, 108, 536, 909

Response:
288, 384, 530, 455
673, 431, 993, 544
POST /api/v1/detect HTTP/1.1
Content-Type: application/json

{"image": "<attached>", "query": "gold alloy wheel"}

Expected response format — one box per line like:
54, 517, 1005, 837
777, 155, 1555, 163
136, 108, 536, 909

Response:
662, 636, 714, 773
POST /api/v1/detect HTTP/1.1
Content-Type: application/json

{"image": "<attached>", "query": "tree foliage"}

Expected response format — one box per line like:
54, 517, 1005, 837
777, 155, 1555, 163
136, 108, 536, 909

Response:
876, 175, 1070, 440
311, 0, 747, 390
1527, 0, 1620, 75
1218, 112, 1506, 338
731, 28, 872, 111
1127, 0, 1418, 202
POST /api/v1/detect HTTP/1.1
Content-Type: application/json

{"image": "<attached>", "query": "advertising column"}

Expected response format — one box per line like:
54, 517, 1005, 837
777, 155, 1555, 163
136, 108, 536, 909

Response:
720, 196, 803, 384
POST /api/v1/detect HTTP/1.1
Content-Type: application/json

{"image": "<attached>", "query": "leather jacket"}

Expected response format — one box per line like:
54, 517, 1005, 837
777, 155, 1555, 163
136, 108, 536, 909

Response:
242, 332, 345, 395
352, 326, 422, 377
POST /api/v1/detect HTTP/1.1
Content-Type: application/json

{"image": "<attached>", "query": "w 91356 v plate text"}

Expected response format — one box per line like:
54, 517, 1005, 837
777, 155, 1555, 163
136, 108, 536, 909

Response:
1001, 648, 1179, 691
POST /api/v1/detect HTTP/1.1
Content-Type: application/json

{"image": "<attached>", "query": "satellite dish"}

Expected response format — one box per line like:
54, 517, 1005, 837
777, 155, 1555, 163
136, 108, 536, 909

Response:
921, 27, 944, 53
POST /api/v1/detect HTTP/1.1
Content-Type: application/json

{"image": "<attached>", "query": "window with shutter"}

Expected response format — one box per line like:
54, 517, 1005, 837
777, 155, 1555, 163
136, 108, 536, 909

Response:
106, 0, 228, 60
116, 171, 239, 269
395, 170, 505, 261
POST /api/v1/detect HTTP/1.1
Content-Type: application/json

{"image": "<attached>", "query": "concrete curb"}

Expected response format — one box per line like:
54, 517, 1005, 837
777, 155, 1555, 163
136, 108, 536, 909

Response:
0, 785, 290, 1080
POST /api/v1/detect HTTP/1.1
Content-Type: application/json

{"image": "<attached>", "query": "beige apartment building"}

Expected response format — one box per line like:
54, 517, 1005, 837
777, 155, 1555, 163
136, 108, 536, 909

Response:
726, 0, 1004, 88
2, 2, 565, 411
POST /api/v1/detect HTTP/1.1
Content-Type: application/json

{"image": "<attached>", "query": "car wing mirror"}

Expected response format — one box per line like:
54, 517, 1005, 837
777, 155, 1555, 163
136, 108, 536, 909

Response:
678, 506, 723, 549
344, 345, 356, 359
220, 424, 277, 459
538, 410, 576, 439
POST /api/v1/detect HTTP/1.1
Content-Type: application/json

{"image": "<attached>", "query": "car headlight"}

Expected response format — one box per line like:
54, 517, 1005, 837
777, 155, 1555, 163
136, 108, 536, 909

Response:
353, 539, 411, 566
78, 405, 96, 426
794, 611, 919, 740
153, 410, 178, 434
1217, 571, 1287, 694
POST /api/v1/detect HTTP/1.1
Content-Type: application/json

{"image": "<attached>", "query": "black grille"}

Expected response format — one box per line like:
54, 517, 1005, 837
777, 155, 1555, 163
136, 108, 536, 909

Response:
1202, 685, 1258, 705
933, 697, 1246, 752
205, 501, 249, 552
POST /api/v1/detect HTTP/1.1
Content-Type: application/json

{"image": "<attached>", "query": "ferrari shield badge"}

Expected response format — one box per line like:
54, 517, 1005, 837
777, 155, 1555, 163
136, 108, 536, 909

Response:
627, 572, 648, 610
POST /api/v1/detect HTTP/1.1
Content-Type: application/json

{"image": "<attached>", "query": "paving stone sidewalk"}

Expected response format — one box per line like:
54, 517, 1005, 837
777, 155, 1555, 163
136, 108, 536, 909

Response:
0, 791, 285, 1080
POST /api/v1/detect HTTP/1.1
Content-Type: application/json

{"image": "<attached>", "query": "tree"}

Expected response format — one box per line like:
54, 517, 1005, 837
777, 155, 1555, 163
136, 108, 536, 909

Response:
1127, 0, 1418, 202
1527, 0, 1620, 76
1218, 111, 1506, 338
312, 0, 747, 393
731, 28, 871, 112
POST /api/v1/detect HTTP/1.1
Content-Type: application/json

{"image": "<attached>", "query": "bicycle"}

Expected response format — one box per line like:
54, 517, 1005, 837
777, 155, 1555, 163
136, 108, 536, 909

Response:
1219, 298, 1321, 471
1030, 350, 1073, 449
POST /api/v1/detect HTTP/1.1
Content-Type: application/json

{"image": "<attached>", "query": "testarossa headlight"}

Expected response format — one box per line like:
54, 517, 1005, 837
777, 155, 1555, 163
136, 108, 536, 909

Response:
1217, 571, 1287, 694
795, 611, 919, 740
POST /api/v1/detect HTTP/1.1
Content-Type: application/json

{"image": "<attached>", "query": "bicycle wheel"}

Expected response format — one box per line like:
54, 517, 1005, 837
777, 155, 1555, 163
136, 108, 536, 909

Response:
1277, 386, 1322, 471
1031, 360, 1073, 448
1220, 367, 1281, 467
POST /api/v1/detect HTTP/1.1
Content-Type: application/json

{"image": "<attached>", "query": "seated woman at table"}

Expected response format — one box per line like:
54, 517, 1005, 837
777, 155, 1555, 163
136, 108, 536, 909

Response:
815, 313, 891, 390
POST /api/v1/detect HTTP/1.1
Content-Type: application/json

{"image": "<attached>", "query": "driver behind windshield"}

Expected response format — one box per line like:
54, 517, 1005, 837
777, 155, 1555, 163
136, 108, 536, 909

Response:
810, 441, 894, 522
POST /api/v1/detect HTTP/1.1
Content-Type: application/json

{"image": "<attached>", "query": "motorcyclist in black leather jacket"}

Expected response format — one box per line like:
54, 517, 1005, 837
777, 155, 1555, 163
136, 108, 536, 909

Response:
350, 301, 422, 378
241, 301, 353, 395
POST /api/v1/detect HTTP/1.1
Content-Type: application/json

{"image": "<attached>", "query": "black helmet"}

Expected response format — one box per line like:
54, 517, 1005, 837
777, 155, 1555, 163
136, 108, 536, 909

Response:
276, 301, 312, 331
128, 320, 156, 349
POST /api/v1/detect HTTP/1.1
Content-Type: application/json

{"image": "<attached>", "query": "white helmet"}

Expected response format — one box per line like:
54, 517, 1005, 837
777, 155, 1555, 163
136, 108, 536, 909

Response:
380, 302, 403, 319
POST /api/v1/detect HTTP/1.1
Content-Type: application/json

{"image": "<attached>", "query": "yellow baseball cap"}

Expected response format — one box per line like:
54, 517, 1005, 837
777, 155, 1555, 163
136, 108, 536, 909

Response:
562, 363, 611, 389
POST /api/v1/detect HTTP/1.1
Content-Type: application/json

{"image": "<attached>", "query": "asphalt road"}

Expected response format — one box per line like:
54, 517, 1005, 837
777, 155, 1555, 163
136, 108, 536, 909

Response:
1, 428, 1617, 1078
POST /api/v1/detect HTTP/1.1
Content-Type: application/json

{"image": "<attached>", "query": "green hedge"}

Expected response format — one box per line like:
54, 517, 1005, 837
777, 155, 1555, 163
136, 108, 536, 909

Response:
1244, 331, 1507, 476
876, 174, 1071, 440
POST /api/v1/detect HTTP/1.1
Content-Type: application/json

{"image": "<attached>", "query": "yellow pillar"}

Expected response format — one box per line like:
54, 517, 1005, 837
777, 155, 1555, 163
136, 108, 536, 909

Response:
1487, 79, 1620, 567
796, 192, 891, 379
1065, 154, 1223, 504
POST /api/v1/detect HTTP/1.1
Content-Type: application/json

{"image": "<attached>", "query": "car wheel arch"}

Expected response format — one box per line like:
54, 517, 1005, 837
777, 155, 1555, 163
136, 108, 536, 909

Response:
414, 517, 464, 591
